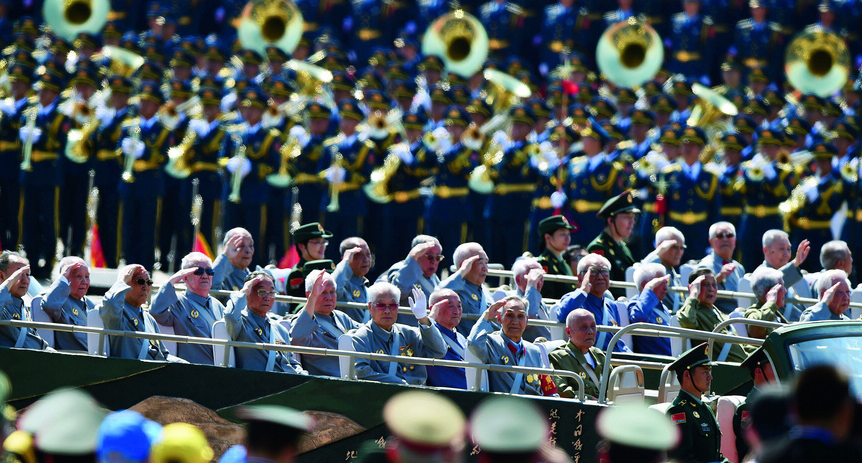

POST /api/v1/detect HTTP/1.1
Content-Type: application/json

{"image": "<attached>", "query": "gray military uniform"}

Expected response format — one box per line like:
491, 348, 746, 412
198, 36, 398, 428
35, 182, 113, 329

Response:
98, 281, 170, 360
332, 260, 370, 323
0, 287, 48, 350
699, 253, 745, 314
501, 286, 551, 342
289, 308, 362, 376
798, 301, 850, 322
225, 292, 305, 374
150, 282, 225, 365
351, 320, 447, 385
42, 276, 92, 351
212, 254, 250, 291
378, 256, 441, 326
438, 273, 491, 336
467, 318, 547, 395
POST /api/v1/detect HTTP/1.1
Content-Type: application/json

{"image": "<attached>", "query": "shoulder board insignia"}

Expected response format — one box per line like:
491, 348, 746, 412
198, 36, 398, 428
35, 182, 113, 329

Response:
741, 410, 751, 422
671, 413, 686, 424
289, 277, 304, 288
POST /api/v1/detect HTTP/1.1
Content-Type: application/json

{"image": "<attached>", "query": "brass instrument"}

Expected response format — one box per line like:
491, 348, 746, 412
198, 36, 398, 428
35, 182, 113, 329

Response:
228, 133, 246, 203
468, 135, 503, 194
160, 96, 201, 131
165, 128, 198, 179
237, 0, 304, 55
686, 83, 738, 140
42, 0, 109, 40
266, 133, 298, 187
422, 10, 489, 78
364, 146, 403, 204
366, 111, 389, 140
461, 123, 485, 151
326, 152, 342, 212
100, 45, 145, 77
483, 69, 531, 112
19, 107, 37, 172
596, 18, 664, 89
785, 28, 850, 98
121, 125, 141, 183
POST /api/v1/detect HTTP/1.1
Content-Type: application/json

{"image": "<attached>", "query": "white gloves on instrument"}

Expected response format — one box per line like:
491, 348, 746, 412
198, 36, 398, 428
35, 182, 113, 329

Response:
289, 126, 310, 148
432, 126, 452, 152
226, 156, 252, 178
121, 138, 146, 159
550, 190, 567, 209
189, 118, 211, 138
803, 183, 819, 203
325, 165, 346, 184
392, 144, 413, 164
761, 162, 777, 180
19, 126, 42, 144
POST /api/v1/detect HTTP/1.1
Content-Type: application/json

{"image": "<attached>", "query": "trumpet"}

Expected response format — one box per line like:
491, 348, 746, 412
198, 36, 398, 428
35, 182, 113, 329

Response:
19, 107, 37, 172
228, 133, 246, 203
461, 123, 485, 151
121, 125, 141, 183
326, 151, 342, 212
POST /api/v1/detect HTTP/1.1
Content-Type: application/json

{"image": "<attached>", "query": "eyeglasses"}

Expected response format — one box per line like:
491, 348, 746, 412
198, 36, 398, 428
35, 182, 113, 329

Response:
193, 267, 215, 276
374, 302, 399, 311
423, 254, 445, 262
256, 289, 277, 297
670, 244, 687, 251
589, 268, 611, 276
135, 278, 154, 286
714, 232, 735, 239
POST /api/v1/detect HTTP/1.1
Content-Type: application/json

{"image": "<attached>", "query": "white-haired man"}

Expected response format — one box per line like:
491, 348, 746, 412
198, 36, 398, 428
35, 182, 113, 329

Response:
468, 296, 556, 396
642, 226, 685, 313
698, 222, 745, 314
808, 240, 853, 293
743, 267, 787, 338
505, 258, 552, 342
756, 229, 811, 321
377, 235, 443, 326
799, 270, 852, 322
333, 237, 372, 323
213, 227, 254, 291
289, 269, 362, 376
0, 251, 49, 350
99, 264, 172, 360
549, 309, 612, 399
151, 252, 225, 364
42, 256, 93, 351
438, 242, 492, 336
552, 254, 630, 352
628, 263, 672, 356
351, 282, 447, 385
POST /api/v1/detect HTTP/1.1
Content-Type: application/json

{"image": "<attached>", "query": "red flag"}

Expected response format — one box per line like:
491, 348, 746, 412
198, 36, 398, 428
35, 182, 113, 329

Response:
278, 244, 301, 269
193, 232, 215, 260
90, 223, 107, 268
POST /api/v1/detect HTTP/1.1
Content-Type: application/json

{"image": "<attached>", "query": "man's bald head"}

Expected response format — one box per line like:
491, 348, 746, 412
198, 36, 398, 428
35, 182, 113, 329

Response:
566, 309, 597, 353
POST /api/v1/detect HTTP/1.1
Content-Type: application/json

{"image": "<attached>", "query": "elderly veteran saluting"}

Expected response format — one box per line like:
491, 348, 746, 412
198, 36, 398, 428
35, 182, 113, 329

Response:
42, 256, 94, 351
289, 265, 362, 377
438, 242, 493, 336
0, 251, 50, 350
333, 237, 373, 323
150, 252, 225, 365
351, 282, 447, 385
212, 228, 255, 291
549, 309, 613, 399
799, 270, 853, 322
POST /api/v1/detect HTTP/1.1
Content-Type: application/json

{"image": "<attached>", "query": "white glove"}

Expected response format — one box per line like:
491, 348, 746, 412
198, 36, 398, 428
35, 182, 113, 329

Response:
325, 165, 346, 184
122, 138, 145, 159
189, 118, 210, 138
551, 190, 567, 209
803, 183, 819, 203
0, 99, 15, 116
289, 125, 310, 148
431, 126, 450, 145
762, 162, 777, 180
408, 286, 427, 320
226, 157, 252, 178
19, 126, 42, 144
392, 144, 413, 164
530, 153, 542, 168
95, 105, 115, 126
492, 130, 510, 150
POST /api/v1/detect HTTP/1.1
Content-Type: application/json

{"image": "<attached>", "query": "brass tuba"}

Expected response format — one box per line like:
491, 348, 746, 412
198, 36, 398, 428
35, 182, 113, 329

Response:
42, 0, 109, 41
364, 147, 403, 204
483, 69, 531, 113
237, 0, 304, 56
422, 10, 489, 78
785, 27, 850, 98
686, 83, 738, 134
595, 18, 664, 89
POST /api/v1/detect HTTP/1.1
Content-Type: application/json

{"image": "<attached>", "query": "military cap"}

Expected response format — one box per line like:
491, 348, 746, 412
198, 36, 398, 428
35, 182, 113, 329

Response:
150, 423, 213, 463
822, 99, 842, 117
358, 68, 383, 90
749, 0, 766, 7
800, 94, 824, 111
170, 48, 194, 68
601, 122, 624, 141
733, 114, 757, 134
581, 120, 610, 144
402, 110, 428, 130
569, 104, 589, 124
576, 85, 595, 104
320, 52, 347, 71
509, 104, 536, 126
651, 93, 677, 113
240, 87, 267, 109
135, 60, 164, 83
597, 191, 640, 219
368, 48, 390, 67
14, 17, 38, 36
22, 389, 107, 455
546, 84, 564, 108
364, 90, 390, 111
720, 55, 742, 72
538, 215, 574, 237
467, 97, 492, 119
721, 133, 746, 152
757, 128, 784, 146
199, 86, 221, 106
444, 105, 470, 127
229, 76, 250, 93
74, 32, 101, 50
142, 43, 166, 63
292, 222, 333, 242
69, 64, 99, 88
726, 91, 748, 111
681, 126, 708, 146
168, 79, 194, 99
671, 79, 693, 97
641, 80, 662, 97
107, 75, 133, 94
393, 29, 419, 49
832, 118, 859, 140
745, 98, 768, 116
384, 391, 466, 451
51, 37, 74, 58
810, 141, 837, 160
338, 98, 365, 121
8, 62, 34, 84
818, 0, 833, 11
747, 67, 769, 83
385, 63, 409, 82
392, 79, 418, 99
615, 87, 638, 104
120, 31, 141, 52
306, 102, 332, 120
547, 123, 579, 145
449, 85, 471, 106
761, 87, 783, 107
239, 48, 264, 66
37, 70, 66, 93
429, 86, 450, 106
630, 108, 655, 126
660, 126, 682, 146
236, 405, 312, 432
470, 397, 548, 453
10, 48, 37, 68
597, 403, 679, 451
740, 346, 770, 374
268, 77, 292, 98
528, 99, 551, 120
590, 97, 616, 119
206, 44, 227, 62
137, 81, 164, 104
329, 71, 354, 92
567, 54, 589, 72
266, 45, 290, 63
302, 259, 336, 277
669, 342, 714, 374
96, 410, 162, 463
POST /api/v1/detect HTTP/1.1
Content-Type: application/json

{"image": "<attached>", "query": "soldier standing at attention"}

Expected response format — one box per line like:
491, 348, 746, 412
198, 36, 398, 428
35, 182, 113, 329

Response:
535, 215, 577, 300
668, 0, 714, 83
587, 191, 639, 300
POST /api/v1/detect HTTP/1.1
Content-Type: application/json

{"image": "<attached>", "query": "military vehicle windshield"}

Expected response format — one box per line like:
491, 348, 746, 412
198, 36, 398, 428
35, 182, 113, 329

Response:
788, 336, 862, 396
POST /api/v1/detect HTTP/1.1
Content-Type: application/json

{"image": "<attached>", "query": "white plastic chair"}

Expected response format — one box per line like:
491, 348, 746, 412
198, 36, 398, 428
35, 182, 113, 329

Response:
337, 333, 356, 379
625, 265, 638, 298
156, 323, 177, 356
679, 263, 696, 289
850, 289, 862, 320
657, 363, 681, 404
86, 308, 109, 356
606, 365, 645, 403
736, 275, 754, 310
648, 402, 673, 415
718, 395, 746, 463
615, 301, 634, 348
30, 296, 54, 348
668, 314, 690, 357
728, 309, 749, 338
211, 320, 234, 367
464, 349, 489, 392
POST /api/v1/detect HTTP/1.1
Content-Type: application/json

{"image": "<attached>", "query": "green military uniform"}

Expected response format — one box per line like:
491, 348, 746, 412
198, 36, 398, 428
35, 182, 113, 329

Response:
743, 300, 786, 337
677, 297, 749, 363
535, 215, 577, 299
732, 347, 770, 461
587, 191, 640, 299
548, 340, 612, 399
666, 343, 729, 463
285, 223, 333, 312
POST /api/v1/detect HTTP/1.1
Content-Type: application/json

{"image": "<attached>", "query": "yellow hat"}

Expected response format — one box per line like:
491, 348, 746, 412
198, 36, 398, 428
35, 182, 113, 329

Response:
150, 423, 214, 463
383, 391, 466, 450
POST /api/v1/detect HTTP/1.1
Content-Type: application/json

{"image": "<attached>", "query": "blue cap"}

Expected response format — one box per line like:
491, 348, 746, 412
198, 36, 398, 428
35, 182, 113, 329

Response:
96, 410, 163, 463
